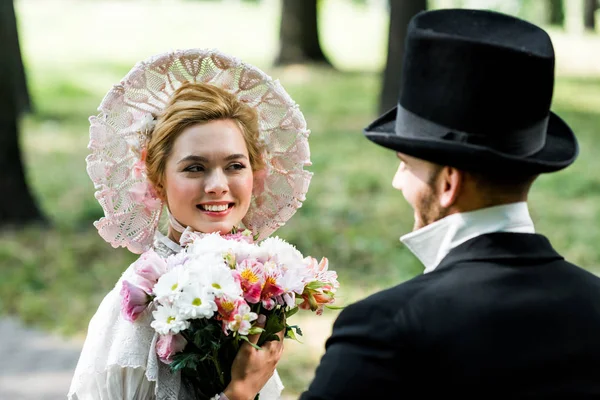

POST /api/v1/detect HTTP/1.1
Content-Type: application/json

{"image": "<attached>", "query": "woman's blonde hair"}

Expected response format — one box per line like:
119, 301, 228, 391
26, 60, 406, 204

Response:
145, 82, 265, 194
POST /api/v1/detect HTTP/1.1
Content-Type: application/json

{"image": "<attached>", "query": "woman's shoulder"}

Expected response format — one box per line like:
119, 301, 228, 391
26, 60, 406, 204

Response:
111, 231, 180, 285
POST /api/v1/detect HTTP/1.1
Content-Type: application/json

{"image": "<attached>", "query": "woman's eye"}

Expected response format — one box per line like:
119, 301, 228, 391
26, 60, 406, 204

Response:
228, 163, 246, 171
185, 165, 204, 172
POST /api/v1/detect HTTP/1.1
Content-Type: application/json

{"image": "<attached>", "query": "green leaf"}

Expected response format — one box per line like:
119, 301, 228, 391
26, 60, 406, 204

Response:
239, 335, 262, 350
325, 304, 345, 310
247, 326, 265, 335
306, 292, 318, 311
286, 306, 299, 319
306, 281, 328, 290
285, 325, 303, 343
288, 324, 303, 336
264, 333, 281, 342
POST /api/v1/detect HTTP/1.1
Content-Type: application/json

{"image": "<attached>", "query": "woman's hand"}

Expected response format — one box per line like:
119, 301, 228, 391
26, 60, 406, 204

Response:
223, 314, 285, 400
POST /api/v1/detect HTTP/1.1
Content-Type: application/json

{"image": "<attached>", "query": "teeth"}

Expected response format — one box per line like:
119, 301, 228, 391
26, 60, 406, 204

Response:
202, 204, 229, 212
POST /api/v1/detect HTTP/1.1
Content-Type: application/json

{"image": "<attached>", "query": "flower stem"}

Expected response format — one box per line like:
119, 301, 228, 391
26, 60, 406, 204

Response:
212, 349, 225, 387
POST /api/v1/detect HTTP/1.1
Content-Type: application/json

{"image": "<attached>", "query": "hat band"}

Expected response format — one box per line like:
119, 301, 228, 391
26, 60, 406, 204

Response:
395, 105, 548, 157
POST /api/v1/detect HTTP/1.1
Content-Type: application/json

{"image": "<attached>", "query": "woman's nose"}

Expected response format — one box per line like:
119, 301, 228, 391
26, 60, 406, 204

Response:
205, 169, 228, 195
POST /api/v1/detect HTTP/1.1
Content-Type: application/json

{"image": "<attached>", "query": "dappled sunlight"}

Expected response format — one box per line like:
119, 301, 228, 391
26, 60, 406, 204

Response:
16, 0, 280, 68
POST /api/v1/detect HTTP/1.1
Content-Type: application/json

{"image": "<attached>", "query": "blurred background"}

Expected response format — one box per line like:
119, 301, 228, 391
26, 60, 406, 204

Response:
1, 0, 599, 398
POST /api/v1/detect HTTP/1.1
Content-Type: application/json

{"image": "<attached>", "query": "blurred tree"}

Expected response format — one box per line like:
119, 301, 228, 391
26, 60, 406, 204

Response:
379, 0, 427, 115
274, 0, 332, 66
0, 0, 47, 227
584, 0, 598, 30
548, 0, 565, 26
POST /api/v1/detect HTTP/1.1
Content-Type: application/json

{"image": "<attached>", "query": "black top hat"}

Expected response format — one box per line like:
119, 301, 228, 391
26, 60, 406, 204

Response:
364, 8, 578, 174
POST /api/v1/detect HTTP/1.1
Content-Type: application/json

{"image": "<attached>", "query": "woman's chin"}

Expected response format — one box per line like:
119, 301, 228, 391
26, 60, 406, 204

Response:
190, 222, 236, 235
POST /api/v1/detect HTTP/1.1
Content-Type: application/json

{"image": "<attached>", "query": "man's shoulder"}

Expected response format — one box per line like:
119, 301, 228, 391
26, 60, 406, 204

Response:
339, 250, 600, 322
335, 272, 437, 323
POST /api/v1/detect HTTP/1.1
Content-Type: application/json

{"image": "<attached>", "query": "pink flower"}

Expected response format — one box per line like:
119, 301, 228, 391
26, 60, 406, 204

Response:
305, 257, 338, 288
120, 280, 151, 322
235, 259, 265, 304
134, 249, 168, 293
215, 295, 248, 333
298, 291, 335, 316
156, 333, 188, 364
223, 229, 254, 244
260, 264, 285, 310
299, 257, 338, 315
129, 181, 162, 212
132, 148, 149, 179
227, 303, 258, 335
132, 159, 146, 179
275, 292, 296, 308
215, 295, 240, 322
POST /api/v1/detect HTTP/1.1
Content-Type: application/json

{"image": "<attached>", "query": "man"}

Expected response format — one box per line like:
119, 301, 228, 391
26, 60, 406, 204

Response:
298, 7, 600, 399
222, 8, 600, 399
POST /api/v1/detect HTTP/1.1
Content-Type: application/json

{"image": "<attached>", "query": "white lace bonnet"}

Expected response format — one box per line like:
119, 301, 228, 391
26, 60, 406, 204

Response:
86, 48, 312, 254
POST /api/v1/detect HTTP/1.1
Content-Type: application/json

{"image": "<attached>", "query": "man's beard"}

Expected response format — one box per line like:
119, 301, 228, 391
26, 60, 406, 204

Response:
412, 186, 449, 231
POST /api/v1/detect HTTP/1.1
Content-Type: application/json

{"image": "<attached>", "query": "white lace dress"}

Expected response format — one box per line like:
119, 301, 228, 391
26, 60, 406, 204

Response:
68, 231, 284, 400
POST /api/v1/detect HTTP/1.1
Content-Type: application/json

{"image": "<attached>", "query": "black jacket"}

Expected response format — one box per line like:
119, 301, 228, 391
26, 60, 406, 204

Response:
300, 233, 600, 399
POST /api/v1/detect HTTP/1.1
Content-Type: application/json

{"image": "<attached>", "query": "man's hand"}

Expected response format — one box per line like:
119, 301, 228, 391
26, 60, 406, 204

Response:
223, 314, 285, 400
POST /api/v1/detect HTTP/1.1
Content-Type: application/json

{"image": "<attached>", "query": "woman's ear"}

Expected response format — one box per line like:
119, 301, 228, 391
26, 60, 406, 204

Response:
154, 182, 167, 202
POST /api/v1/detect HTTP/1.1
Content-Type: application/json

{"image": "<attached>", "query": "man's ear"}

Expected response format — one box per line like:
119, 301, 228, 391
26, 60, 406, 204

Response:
438, 166, 462, 208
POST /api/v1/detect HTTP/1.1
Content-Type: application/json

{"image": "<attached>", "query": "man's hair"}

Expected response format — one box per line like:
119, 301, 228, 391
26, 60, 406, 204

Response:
465, 169, 538, 202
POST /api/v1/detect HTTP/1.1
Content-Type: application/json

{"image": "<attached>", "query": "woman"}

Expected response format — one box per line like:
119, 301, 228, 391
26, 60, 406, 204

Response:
68, 49, 312, 400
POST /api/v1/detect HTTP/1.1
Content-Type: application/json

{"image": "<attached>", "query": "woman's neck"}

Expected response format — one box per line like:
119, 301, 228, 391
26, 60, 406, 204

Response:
167, 225, 182, 245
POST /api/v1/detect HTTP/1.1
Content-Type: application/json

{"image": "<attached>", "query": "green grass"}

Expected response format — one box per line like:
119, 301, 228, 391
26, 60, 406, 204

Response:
3, 0, 600, 396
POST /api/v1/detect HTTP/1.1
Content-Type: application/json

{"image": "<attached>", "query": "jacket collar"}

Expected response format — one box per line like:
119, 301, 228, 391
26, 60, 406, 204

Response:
436, 231, 564, 271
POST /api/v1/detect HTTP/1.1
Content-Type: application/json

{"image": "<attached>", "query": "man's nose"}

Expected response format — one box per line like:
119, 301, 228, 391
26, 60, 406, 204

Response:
392, 163, 405, 190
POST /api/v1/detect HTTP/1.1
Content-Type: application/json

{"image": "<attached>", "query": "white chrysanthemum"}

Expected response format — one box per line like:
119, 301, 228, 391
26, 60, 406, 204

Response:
228, 240, 258, 263
259, 236, 305, 268
201, 263, 242, 298
187, 233, 234, 257
153, 267, 190, 304
166, 252, 189, 271
151, 304, 190, 335
177, 285, 217, 319
187, 252, 226, 270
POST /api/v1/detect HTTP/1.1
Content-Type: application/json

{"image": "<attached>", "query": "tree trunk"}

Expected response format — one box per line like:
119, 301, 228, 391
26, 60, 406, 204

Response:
274, 0, 333, 66
584, 0, 598, 30
379, 0, 427, 115
548, 0, 565, 26
0, 0, 47, 227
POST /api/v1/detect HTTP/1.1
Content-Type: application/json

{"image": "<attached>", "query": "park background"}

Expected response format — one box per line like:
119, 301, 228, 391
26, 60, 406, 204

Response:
1, 0, 600, 398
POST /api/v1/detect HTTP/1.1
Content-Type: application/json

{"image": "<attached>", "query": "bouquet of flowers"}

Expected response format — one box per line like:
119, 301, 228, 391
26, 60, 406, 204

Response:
120, 228, 340, 399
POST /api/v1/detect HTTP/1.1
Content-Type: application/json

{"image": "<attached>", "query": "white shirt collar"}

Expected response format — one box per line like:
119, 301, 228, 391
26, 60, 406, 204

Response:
400, 201, 535, 273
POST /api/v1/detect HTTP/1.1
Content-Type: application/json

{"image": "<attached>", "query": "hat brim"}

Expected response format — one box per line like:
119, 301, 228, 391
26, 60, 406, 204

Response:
363, 107, 578, 174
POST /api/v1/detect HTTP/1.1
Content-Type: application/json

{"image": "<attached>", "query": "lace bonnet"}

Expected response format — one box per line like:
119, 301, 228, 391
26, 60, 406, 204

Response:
86, 49, 312, 254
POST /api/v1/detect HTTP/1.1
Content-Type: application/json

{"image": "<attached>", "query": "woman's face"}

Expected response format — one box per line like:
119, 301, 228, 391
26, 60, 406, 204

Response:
163, 119, 254, 237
